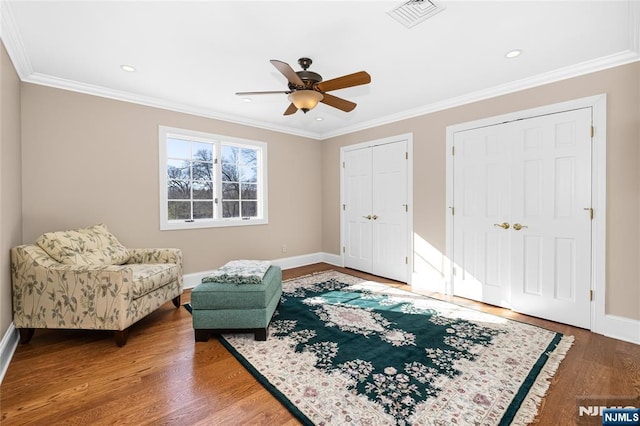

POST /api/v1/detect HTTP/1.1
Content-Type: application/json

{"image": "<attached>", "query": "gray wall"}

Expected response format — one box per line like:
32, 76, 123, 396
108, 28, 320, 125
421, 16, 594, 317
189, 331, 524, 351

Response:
1, 42, 22, 343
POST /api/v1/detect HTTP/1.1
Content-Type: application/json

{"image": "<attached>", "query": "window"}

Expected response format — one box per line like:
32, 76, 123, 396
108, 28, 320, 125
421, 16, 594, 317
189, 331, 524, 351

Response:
159, 126, 267, 230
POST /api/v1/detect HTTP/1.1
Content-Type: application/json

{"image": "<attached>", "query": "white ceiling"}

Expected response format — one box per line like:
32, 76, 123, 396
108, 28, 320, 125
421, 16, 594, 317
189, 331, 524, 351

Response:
2, 1, 638, 140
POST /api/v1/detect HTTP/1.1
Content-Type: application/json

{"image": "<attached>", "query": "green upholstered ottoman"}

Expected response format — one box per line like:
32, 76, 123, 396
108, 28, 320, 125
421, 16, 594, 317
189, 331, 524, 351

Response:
191, 265, 282, 341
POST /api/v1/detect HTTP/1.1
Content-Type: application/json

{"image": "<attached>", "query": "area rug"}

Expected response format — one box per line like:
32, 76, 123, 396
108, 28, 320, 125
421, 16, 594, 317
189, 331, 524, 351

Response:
198, 270, 573, 425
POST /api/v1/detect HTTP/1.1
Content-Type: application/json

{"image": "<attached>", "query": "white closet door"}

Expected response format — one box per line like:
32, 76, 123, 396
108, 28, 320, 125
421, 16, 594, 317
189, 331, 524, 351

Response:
452, 125, 513, 307
510, 108, 592, 328
452, 108, 592, 328
343, 140, 409, 282
344, 147, 373, 273
372, 140, 408, 282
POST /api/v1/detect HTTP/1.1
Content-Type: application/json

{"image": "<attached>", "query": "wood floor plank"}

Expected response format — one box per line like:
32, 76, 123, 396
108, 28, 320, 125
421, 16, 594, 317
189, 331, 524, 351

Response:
2, 263, 638, 425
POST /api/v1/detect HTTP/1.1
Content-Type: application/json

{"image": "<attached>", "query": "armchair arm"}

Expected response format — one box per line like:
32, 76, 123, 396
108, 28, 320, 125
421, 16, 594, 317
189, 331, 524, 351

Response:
11, 245, 133, 330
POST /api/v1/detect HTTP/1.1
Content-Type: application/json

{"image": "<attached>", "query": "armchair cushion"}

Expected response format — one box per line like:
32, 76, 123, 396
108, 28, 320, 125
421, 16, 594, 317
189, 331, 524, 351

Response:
35, 223, 129, 266
130, 263, 180, 299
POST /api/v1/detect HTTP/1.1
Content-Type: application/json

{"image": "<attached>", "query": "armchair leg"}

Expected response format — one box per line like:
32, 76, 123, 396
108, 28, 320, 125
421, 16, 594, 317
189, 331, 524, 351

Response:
172, 295, 181, 308
18, 328, 35, 344
113, 329, 129, 347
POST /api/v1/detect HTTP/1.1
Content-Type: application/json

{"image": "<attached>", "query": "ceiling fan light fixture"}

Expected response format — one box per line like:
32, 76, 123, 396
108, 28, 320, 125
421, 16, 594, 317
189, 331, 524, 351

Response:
288, 90, 324, 113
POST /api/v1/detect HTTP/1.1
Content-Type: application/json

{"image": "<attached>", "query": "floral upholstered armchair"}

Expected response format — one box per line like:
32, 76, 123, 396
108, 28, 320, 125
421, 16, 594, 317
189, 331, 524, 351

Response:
10, 224, 183, 346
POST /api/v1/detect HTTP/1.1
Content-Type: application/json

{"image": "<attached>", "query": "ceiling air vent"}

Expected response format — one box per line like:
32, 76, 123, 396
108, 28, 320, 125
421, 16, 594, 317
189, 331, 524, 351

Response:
388, 0, 444, 28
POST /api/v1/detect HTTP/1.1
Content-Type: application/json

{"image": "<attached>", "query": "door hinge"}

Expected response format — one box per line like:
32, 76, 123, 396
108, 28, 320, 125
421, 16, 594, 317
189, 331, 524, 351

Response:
452, 267, 457, 276
403, 204, 408, 212
584, 207, 593, 220
342, 246, 345, 253
405, 152, 408, 160
452, 146, 455, 156
342, 161, 345, 168
214, 198, 219, 204
590, 126, 595, 138
451, 206, 455, 216
405, 256, 408, 264
342, 204, 346, 211
214, 158, 218, 164
590, 290, 594, 301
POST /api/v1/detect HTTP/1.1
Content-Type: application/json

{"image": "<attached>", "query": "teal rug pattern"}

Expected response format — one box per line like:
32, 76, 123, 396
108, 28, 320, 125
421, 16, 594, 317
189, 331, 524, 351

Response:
215, 271, 573, 425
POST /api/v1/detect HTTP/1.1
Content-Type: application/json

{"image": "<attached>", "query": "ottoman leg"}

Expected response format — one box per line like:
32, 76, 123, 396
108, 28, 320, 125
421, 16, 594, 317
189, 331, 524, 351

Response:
254, 328, 268, 341
195, 329, 210, 342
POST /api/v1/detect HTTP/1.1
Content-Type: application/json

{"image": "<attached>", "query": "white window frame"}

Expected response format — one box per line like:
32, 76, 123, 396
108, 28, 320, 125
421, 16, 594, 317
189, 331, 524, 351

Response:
159, 125, 268, 230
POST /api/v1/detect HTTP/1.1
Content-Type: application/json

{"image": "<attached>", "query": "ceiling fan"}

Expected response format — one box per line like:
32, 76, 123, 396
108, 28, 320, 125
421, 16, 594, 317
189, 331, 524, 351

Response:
236, 57, 371, 115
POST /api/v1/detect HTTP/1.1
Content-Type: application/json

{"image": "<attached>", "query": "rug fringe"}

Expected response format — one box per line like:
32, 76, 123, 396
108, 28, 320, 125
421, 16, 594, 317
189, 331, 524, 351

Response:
510, 334, 575, 425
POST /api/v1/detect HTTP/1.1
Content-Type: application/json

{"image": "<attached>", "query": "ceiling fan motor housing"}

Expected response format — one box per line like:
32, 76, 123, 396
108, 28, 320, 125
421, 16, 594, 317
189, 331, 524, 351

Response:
289, 70, 323, 91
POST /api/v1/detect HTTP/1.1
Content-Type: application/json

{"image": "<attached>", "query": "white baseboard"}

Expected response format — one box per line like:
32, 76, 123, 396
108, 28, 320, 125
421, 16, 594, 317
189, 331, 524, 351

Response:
183, 251, 344, 289
596, 313, 640, 345
0, 323, 19, 385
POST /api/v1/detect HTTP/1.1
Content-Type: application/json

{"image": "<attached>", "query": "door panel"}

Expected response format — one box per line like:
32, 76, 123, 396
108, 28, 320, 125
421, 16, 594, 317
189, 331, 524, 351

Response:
344, 148, 373, 272
372, 141, 408, 281
453, 125, 512, 307
510, 108, 592, 328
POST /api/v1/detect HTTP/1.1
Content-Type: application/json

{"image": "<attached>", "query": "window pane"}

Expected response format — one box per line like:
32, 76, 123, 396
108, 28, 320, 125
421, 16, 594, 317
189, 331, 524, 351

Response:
222, 182, 239, 199
241, 148, 257, 166
167, 137, 191, 159
222, 163, 238, 182
223, 201, 239, 218
167, 159, 190, 180
240, 165, 257, 183
193, 201, 213, 219
241, 183, 257, 200
193, 161, 213, 181
222, 145, 238, 164
241, 201, 257, 217
192, 182, 212, 199
168, 180, 191, 199
168, 201, 191, 220
192, 142, 212, 161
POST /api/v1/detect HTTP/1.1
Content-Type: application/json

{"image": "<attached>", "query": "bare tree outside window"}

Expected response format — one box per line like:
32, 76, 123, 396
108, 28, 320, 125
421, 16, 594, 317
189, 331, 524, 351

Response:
167, 142, 214, 220
222, 145, 259, 218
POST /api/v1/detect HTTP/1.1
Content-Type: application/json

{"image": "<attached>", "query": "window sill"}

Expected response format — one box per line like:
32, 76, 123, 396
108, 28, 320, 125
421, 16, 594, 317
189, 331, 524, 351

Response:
160, 218, 268, 231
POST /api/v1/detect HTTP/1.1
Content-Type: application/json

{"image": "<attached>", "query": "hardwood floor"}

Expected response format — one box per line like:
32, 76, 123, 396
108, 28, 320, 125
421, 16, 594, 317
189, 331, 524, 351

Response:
1, 263, 638, 425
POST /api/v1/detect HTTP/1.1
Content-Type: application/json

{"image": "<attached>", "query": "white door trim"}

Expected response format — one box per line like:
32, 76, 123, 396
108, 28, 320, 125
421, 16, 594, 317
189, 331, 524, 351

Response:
340, 133, 414, 284
446, 94, 607, 335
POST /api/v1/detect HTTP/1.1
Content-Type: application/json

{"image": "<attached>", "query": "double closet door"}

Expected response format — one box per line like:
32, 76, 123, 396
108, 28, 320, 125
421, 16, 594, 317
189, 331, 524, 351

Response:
342, 139, 409, 282
452, 108, 592, 329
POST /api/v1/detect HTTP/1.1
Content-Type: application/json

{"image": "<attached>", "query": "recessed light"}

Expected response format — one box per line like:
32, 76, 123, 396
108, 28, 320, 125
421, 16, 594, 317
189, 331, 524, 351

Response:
315, 117, 324, 121
242, 98, 253, 103
504, 49, 522, 59
120, 64, 136, 72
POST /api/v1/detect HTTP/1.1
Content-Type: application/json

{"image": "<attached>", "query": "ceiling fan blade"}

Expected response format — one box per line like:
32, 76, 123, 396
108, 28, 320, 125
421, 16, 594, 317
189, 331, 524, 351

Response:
283, 103, 298, 115
235, 91, 289, 95
315, 71, 371, 93
320, 93, 357, 112
270, 60, 304, 87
